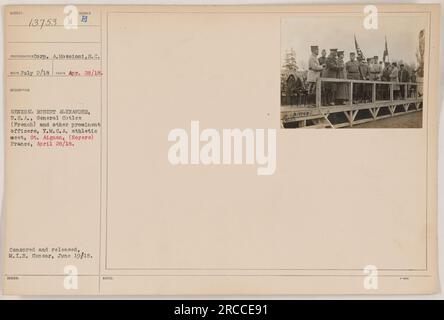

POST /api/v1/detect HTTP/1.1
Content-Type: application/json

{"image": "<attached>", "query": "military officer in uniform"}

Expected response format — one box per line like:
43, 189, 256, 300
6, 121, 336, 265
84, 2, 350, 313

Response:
382, 62, 391, 81
369, 56, 382, 81
410, 70, 417, 83
318, 49, 328, 104
379, 61, 384, 77
390, 62, 400, 100
398, 63, 410, 99
359, 58, 371, 102
345, 52, 361, 103
307, 45, 325, 94
318, 49, 327, 74
336, 50, 348, 104
325, 48, 339, 105
381, 62, 392, 100
369, 56, 382, 99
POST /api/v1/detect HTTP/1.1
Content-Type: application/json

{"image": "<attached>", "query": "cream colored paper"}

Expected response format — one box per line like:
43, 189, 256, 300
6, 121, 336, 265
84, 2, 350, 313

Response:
2, 4, 440, 295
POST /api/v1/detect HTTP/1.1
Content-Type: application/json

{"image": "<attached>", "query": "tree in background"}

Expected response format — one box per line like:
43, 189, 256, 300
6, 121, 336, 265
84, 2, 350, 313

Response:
416, 29, 425, 77
282, 48, 298, 71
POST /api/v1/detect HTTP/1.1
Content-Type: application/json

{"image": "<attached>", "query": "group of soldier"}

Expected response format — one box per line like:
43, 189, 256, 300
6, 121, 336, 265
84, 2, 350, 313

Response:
304, 45, 416, 106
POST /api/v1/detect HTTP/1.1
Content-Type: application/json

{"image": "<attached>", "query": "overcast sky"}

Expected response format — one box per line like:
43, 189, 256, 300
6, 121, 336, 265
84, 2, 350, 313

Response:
281, 13, 427, 70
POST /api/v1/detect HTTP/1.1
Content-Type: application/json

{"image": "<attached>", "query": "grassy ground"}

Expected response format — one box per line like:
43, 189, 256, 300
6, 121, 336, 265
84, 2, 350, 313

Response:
350, 111, 422, 128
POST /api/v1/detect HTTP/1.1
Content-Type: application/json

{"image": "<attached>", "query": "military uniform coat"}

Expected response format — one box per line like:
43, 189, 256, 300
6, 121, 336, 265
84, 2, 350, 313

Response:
382, 66, 392, 81
336, 57, 349, 100
325, 55, 339, 91
307, 54, 324, 83
390, 67, 400, 90
325, 55, 339, 78
359, 62, 369, 80
318, 56, 327, 77
399, 68, 410, 82
345, 60, 361, 80
369, 63, 382, 80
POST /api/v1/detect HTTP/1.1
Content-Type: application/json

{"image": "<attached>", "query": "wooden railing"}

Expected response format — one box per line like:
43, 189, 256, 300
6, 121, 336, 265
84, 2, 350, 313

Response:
315, 78, 420, 107
281, 78, 423, 128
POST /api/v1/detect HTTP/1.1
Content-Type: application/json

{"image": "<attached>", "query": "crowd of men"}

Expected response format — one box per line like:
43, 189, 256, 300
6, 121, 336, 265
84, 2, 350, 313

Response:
284, 46, 418, 106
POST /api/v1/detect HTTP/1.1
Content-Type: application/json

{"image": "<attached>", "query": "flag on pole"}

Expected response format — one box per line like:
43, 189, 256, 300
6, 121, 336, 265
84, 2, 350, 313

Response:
354, 35, 365, 61
383, 36, 389, 62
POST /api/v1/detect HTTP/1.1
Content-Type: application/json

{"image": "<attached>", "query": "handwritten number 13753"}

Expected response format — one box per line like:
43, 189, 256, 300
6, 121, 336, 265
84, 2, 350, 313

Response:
28, 18, 57, 29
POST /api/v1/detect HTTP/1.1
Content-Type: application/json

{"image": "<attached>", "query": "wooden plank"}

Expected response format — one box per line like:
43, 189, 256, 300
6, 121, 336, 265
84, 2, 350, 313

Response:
304, 122, 330, 129
320, 77, 419, 86
281, 98, 423, 122
349, 82, 353, 106
298, 109, 422, 128
389, 105, 395, 115
352, 110, 358, 122
281, 98, 422, 113
316, 78, 321, 107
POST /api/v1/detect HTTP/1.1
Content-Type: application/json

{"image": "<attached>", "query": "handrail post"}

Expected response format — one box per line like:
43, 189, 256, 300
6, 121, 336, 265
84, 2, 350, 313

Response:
372, 82, 376, 102
349, 81, 353, 106
390, 83, 394, 101
316, 78, 321, 107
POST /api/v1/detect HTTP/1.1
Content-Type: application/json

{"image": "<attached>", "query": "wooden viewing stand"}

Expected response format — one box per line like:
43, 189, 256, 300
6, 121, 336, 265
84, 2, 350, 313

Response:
281, 78, 423, 128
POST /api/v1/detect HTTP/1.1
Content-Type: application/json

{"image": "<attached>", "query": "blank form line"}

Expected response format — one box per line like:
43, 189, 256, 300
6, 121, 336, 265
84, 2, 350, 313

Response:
8, 41, 101, 44
7, 25, 100, 27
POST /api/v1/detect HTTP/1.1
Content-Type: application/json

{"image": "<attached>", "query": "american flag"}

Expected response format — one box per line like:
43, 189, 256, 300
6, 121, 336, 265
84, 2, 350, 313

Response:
354, 35, 365, 61
383, 36, 389, 62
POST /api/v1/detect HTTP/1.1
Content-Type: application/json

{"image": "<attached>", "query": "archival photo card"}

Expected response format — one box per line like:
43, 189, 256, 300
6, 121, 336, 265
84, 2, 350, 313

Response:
2, 4, 440, 295
280, 13, 428, 129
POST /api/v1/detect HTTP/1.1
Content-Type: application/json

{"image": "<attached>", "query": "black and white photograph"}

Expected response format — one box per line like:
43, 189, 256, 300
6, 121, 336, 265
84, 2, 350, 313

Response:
280, 14, 427, 128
